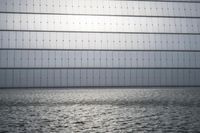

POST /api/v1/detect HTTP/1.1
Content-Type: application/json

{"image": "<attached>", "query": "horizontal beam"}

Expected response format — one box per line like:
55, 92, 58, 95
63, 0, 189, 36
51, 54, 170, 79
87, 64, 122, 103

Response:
0, 11, 199, 19
0, 29, 199, 35
115, 0, 200, 3
0, 67, 200, 70
0, 86, 200, 89
0, 48, 200, 52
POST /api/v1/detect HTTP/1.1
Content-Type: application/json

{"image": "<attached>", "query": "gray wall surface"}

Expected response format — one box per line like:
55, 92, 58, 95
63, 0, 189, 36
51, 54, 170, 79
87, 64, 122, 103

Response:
0, 0, 200, 88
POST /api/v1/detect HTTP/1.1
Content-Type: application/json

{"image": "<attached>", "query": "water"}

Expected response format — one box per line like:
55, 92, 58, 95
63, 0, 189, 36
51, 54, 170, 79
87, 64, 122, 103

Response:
0, 88, 200, 133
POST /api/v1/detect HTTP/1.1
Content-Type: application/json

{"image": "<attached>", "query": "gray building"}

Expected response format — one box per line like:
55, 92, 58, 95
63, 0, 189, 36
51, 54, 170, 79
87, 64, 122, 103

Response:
0, 0, 200, 88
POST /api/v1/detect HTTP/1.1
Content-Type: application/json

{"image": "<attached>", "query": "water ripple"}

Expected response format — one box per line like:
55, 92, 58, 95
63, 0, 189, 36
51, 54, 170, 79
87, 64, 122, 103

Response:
0, 88, 200, 132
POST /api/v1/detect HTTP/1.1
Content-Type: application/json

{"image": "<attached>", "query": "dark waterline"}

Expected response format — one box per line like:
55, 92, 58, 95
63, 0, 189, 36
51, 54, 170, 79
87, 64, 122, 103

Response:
0, 88, 200, 132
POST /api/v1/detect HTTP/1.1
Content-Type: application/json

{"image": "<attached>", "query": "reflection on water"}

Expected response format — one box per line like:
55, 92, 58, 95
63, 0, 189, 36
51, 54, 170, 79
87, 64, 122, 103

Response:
0, 88, 200, 132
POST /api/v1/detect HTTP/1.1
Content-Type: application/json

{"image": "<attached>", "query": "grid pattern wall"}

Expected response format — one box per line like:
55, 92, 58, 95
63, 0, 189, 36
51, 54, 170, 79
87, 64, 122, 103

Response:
0, 0, 200, 88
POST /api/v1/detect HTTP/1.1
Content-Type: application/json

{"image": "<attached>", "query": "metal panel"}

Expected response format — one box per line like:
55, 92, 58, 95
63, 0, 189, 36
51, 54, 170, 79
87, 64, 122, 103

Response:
93, 69, 100, 86
99, 69, 106, 86
87, 69, 93, 86
0, 50, 7, 67
34, 69, 41, 87
0, 1, 200, 88
0, 70, 5, 87
80, 69, 87, 86
5, 70, 13, 87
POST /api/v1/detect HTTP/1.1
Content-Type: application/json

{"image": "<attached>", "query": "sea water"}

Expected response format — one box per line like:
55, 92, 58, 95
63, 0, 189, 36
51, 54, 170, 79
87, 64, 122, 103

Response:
0, 88, 200, 132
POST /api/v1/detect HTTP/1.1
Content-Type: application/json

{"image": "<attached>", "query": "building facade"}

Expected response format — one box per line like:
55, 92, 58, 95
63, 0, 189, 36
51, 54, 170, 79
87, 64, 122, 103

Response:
0, 0, 200, 88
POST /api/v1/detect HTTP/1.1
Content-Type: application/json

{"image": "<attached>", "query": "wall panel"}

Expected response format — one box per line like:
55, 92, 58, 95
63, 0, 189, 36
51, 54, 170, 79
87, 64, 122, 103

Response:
0, 0, 200, 88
